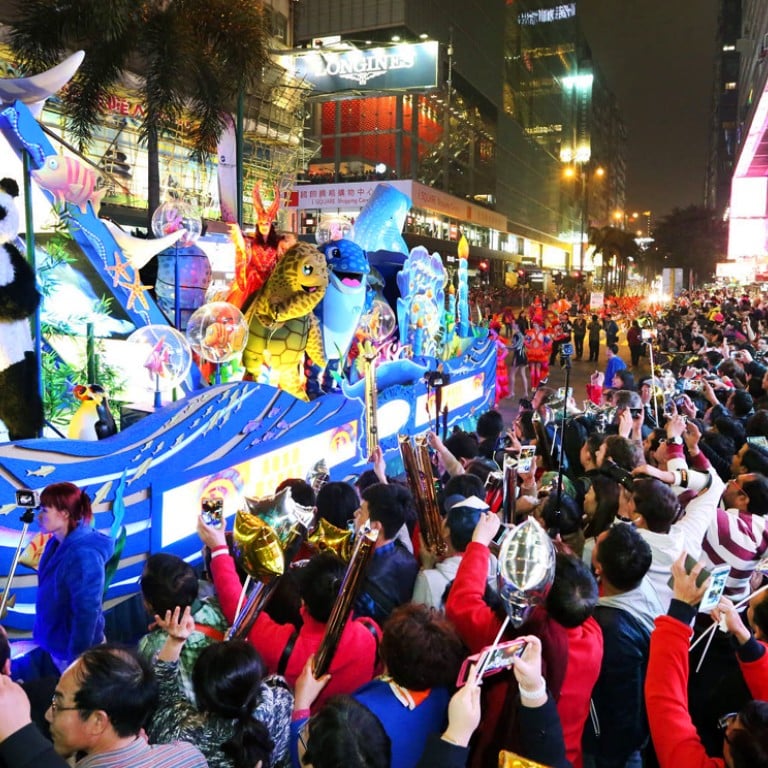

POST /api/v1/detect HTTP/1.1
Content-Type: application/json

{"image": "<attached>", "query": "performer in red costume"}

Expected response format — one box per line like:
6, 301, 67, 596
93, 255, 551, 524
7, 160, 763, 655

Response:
524, 320, 552, 390
226, 183, 290, 311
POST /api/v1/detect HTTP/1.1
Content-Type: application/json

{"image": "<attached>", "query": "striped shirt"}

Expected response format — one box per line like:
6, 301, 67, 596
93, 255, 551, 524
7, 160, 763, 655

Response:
701, 508, 768, 603
76, 737, 207, 768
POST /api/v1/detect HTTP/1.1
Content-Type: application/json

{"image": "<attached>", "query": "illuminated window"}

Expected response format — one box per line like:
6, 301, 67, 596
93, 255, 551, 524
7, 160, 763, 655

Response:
722, 44, 736, 51
724, 82, 737, 90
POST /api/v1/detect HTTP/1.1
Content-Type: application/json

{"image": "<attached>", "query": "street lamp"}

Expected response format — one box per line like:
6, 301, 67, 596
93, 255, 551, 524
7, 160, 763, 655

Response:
564, 162, 605, 274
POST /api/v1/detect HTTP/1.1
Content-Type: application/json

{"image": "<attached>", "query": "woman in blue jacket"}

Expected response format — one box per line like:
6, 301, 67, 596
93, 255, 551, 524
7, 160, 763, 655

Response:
33, 482, 113, 671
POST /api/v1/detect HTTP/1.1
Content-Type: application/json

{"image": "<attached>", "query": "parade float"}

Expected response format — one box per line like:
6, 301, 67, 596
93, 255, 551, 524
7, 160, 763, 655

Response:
0, 56, 497, 633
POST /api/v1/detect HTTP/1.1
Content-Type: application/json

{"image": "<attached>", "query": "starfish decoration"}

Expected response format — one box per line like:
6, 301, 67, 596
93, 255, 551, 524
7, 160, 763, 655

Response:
105, 250, 132, 287
119, 268, 151, 311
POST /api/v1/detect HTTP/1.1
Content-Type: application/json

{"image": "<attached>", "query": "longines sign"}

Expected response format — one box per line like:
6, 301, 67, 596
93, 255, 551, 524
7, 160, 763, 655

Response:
284, 41, 439, 92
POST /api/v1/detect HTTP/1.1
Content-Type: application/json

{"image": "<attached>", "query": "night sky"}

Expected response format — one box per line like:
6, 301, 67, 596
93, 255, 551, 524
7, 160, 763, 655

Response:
579, 0, 719, 221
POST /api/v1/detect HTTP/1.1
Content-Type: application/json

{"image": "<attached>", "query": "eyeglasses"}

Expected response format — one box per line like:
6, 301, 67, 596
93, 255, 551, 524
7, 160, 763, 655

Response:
718, 712, 738, 742
50, 695, 83, 715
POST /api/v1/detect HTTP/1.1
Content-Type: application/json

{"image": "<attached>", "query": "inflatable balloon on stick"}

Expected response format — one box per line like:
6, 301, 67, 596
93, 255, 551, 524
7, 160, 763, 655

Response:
152, 201, 206, 330
186, 302, 248, 385
128, 325, 193, 407
497, 517, 556, 628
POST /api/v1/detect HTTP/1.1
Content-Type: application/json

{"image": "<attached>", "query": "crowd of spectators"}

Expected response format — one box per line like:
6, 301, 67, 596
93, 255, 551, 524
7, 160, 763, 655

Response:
6, 287, 768, 768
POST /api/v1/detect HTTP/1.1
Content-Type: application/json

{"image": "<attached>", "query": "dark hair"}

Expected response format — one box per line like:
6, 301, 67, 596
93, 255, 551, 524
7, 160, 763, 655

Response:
516, 411, 536, 442
607, 343, 619, 355
355, 470, 383, 495
613, 371, 636, 391
476, 409, 504, 440
40, 482, 92, 532
444, 430, 479, 461
743, 474, 768, 517
546, 553, 598, 628
275, 478, 316, 508
446, 501, 483, 552
361, 483, 411, 539
596, 524, 652, 591
442, 474, 485, 509
751, 595, 768, 640
540, 493, 582, 536
645, 427, 667, 457
691, 334, 707, 348
731, 390, 755, 418
747, 411, 768, 439
193, 640, 273, 768
583, 474, 621, 539
140, 553, 198, 616
303, 696, 390, 768
603, 435, 644, 471
743, 447, 768, 476
632, 478, 680, 533
316, 482, 360, 529
380, 603, 465, 689
465, 457, 499, 483
74, 646, 158, 736
714, 416, 746, 451
297, 552, 346, 622
729, 700, 768, 768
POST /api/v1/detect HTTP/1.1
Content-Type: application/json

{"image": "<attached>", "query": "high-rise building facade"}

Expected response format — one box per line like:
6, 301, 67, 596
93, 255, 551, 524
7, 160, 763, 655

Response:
288, 0, 626, 283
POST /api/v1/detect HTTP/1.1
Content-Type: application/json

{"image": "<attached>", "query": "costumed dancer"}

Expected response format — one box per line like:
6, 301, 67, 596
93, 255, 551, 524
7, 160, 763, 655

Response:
524, 320, 552, 390
490, 320, 511, 404
506, 319, 529, 401
225, 183, 286, 311
33, 482, 114, 671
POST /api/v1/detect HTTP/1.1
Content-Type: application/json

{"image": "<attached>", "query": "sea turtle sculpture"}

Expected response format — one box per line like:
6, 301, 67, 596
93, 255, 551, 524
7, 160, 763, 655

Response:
242, 241, 329, 400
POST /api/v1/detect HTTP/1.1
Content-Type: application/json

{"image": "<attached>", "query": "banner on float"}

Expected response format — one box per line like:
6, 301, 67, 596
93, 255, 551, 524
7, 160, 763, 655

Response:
589, 291, 604, 310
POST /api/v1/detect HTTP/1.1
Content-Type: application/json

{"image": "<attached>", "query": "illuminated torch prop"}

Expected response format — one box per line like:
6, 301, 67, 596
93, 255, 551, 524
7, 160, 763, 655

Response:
313, 527, 379, 677
456, 235, 470, 337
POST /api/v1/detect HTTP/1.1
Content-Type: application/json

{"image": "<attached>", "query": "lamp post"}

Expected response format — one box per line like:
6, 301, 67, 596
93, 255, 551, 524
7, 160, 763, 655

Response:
564, 163, 604, 275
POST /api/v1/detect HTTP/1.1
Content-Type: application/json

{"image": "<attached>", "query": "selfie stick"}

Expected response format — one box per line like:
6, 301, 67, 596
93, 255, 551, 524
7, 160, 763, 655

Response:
473, 615, 510, 684
552, 348, 572, 535
0, 508, 36, 619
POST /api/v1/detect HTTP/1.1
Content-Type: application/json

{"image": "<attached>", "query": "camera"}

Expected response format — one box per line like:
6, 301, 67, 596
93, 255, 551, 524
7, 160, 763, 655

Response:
15, 489, 40, 508
201, 497, 224, 527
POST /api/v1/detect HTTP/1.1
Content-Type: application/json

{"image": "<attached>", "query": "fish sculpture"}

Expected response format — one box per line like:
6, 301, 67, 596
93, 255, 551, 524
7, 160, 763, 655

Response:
32, 154, 106, 215
350, 183, 411, 255
315, 239, 370, 361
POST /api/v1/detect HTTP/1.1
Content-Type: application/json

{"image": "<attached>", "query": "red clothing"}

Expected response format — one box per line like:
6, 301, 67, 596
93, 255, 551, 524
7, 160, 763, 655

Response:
445, 542, 601, 768
211, 554, 380, 709
646, 615, 768, 768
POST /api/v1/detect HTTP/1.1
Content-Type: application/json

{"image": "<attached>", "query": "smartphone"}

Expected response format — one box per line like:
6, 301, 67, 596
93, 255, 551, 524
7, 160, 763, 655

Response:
747, 436, 768, 451
518, 445, 536, 473
641, 329, 654, 341
667, 554, 711, 590
456, 639, 528, 687
201, 497, 224, 527
629, 407, 643, 419
698, 564, 731, 613
557, 387, 573, 400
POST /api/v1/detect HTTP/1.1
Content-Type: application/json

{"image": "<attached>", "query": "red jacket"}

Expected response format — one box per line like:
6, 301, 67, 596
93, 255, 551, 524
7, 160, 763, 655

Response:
211, 554, 380, 709
646, 612, 768, 768
445, 542, 603, 768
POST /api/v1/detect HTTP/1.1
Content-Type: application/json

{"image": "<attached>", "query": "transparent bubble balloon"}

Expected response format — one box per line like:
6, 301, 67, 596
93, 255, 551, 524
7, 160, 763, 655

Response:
186, 302, 249, 363
358, 297, 397, 344
315, 216, 352, 246
127, 325, 192, 392
151, 200, 203, 246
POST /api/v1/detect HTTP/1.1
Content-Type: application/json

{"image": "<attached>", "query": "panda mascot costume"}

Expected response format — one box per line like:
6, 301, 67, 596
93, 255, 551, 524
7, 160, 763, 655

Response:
0, 177, 43, 439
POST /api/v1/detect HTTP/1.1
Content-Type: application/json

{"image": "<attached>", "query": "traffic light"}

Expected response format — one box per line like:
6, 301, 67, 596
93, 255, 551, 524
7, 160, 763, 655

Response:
479, 260, 489, 272
517, 269, 528, 285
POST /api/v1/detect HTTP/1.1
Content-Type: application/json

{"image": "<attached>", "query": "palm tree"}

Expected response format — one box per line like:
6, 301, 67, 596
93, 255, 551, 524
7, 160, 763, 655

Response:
9, 0, 270, 224
588, 225, 640, 295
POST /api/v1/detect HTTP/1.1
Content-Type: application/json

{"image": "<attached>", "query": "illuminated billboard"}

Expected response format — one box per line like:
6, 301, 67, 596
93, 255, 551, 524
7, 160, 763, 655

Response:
282, 41, 439, 93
